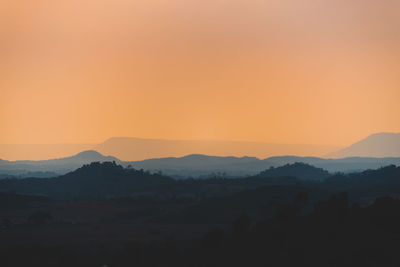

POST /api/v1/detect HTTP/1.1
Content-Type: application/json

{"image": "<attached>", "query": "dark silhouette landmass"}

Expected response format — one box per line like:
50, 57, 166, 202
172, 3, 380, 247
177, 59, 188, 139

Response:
2, 150, 400, 178
0, 161, 172, 199
1, 162, 400, 266
0, 150, 121, 177
257, 162, 331, 181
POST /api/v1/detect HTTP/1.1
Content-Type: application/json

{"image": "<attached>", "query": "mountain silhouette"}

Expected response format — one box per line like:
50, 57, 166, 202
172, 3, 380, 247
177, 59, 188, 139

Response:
4, 133, 400, 162
0, 137, 340, 161
125, 155, 400, 177
59, 150, 119, 163
0, 162, 331, 201
2, 150, 400, 178
0, 161, 173, 199
0, 150, 120, 177
258, 162, 331, 181
94, 137, 338, 161
328, 132, 400, 158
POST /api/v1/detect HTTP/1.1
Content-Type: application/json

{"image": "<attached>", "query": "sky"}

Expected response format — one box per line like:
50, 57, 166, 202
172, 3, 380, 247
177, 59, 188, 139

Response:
1, 0, 400, 147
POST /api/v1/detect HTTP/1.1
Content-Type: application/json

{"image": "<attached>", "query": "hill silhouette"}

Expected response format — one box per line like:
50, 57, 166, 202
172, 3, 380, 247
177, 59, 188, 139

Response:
0, 162, 173, 199
0, 150, 120, 177
3, 163, 400, 266
3, 161, 400, 205
125, 154, 400, 177
328, 132, 400, 158
0, 162, 316, 200
94, 137, 338, 161
321, 165, 400, 201
2, 150, 400, 178
157, 165, 400, 224
257, 162, 331, 181
2, 132, 400, 162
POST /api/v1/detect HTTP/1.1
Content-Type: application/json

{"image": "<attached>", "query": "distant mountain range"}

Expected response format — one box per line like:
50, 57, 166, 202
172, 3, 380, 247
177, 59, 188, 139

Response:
0, 151, 120, 177
126, 154, 400, 177
2, 133, 399, 162
1, 150, 400, 178
328, 132, 400, 158
0, 137, 339, 161
1, 132, 400, 178
93, 137, 339, 161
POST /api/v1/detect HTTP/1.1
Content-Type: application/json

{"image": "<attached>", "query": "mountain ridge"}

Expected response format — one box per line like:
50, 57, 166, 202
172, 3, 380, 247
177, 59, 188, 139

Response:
94, 137, 339, 161
328, 132, 400, 158
2, 150, 400, 178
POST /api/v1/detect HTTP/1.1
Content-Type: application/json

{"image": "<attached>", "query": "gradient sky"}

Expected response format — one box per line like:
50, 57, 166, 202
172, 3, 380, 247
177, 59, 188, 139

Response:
1, 0, 400, 147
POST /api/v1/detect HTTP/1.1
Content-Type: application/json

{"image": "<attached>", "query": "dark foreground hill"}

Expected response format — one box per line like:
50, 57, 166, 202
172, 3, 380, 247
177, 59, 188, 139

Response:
2, 162, 400, 226
0, 162, 174, 199
257, 162, 331, 181
2, 163, 400, 266
0, 162, 319, 200
153, 165, 400, 224
2, 162, 400, 203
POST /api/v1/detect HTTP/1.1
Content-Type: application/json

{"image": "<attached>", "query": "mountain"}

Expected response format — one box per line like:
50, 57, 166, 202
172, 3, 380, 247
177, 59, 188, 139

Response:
258, 162, 331, 181
0, 150, 119, 177
125, 155, 400, 177
55, 150, 119, 163
0, 161, 174, 199
0, 162, 311, 200
125, 154, 262, 177
94, 137, 339, 161
0, 137, 340, 161
0, 162, 330, 201
2, 150, 400, 179
3, 133, 399, 162
328, 132, 400, 158
321, 165, 400, 201
164, 165, 400, 223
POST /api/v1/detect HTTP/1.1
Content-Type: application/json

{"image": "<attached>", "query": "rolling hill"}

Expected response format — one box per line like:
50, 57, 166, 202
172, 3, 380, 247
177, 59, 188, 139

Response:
94, 137, 339, 161
1, 150, 400, 178
0, 150, 120, 177
328, 132, 400, 158
3, 132, 399, 163
0, 137, 340, 161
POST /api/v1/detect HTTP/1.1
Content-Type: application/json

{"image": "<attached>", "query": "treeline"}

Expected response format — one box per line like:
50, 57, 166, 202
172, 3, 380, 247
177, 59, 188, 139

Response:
1, 162, 400, 202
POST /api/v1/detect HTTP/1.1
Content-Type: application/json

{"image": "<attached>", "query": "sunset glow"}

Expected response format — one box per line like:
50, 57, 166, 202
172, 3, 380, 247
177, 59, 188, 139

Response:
1, 0, 400, 149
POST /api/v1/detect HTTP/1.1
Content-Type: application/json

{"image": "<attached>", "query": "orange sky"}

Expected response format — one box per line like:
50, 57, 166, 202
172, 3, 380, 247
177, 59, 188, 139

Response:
1, 0, 400, 147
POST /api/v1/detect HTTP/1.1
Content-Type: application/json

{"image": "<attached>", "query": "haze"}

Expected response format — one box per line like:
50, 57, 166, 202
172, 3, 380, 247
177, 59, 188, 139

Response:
1, 0, 400, 148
